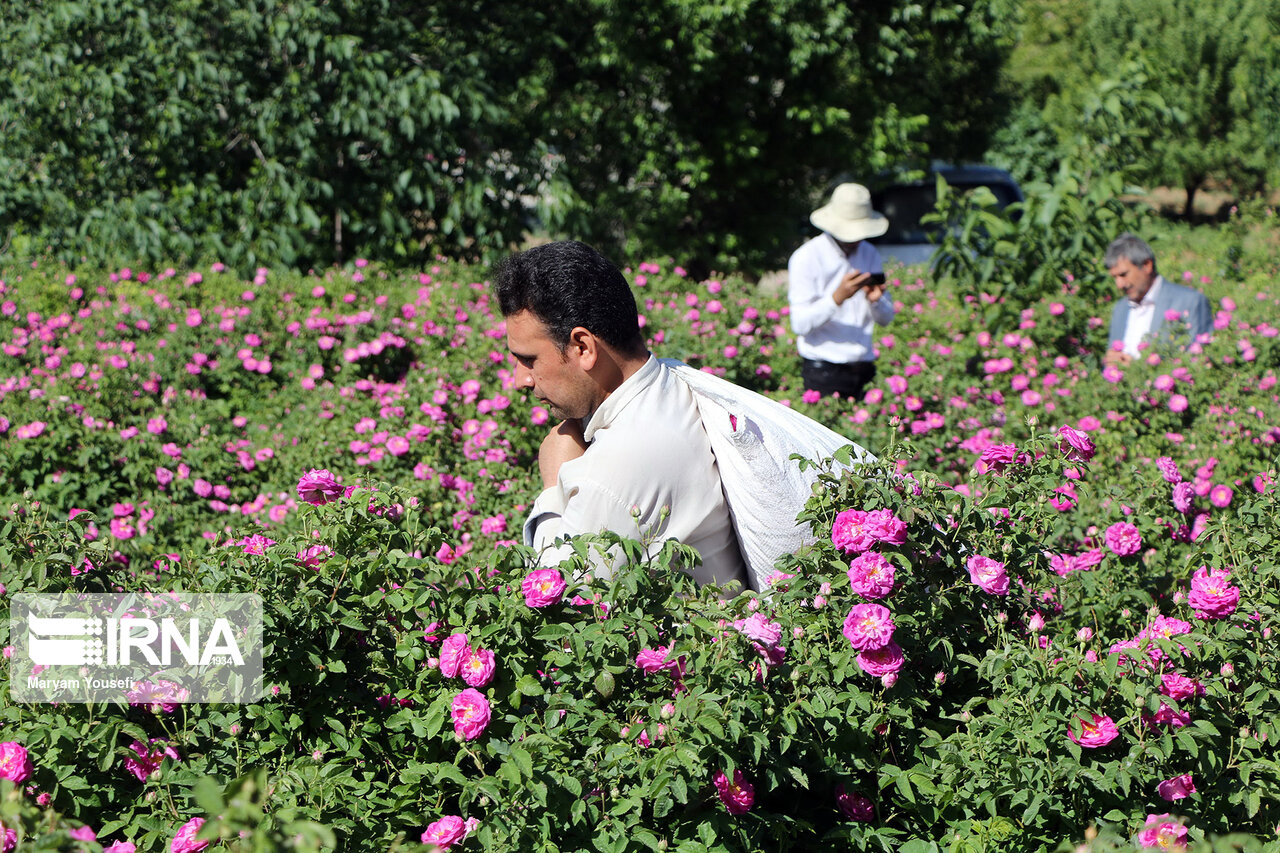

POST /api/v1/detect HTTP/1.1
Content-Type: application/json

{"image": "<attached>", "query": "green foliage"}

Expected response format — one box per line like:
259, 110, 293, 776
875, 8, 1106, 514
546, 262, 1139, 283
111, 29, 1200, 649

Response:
0, 0, 554, 271
926, 163, 1143, 338
1033, 0, 1279, 211
0, 0, 1013, 276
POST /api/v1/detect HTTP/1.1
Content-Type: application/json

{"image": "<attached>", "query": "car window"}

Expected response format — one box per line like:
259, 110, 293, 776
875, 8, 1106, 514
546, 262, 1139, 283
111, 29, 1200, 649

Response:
873, 181, 1020, 245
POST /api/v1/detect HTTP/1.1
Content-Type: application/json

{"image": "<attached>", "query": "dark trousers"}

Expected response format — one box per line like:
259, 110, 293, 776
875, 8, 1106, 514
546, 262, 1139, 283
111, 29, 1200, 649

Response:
801, 358, 876, 401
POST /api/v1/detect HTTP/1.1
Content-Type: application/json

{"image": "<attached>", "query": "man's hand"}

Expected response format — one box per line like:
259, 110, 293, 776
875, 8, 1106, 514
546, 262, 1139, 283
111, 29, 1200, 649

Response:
1102, 350, 1132, 368
832, 270, 871, 306
538, 419, 588, 489
863, 282, 886, 304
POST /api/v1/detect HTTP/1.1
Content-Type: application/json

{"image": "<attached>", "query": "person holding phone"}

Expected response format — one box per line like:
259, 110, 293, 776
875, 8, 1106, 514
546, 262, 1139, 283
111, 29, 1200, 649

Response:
787, 182, 895, 400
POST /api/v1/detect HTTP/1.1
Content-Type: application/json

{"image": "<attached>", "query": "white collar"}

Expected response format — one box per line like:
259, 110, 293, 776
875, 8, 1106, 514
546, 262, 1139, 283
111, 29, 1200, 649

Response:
582, 355, 658, 442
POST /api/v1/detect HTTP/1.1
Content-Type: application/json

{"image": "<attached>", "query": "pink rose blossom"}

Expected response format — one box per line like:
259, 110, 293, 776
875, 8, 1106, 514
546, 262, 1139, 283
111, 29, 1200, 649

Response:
1056, 425, 1096, 463
713, 769, 755, 815
733, 612, 782, 646
439, 633, 469, 678
104, 843, 137, 853
1159, 672, 1203, 701
1187, 567, 1239, 619
296, 543, 333, 568
170, 817, 209, 853
966, 554, 1009, 595
296, 469, 344, 505
1209, 484, 1233, 508
0, 742, 33, 782
1104, 522, 1142, 556
831, 508, 908, 553
460, 647, 496, 688
1138, 814, 1188, 849
842, 603, 895, 651
239, 533, 275, 556
1067, 713, 1119, 748
1157, 774, 1197, 801
856, 640, 905, 677
123, 738, 180, 781
846, 552, 896, 599
522, 568, 567, 607
635, 646, 683, 677
421, 815, 468, 849
450, 688, 491, 740
1156, 457, 1182, 483
978, 443, 1021, 474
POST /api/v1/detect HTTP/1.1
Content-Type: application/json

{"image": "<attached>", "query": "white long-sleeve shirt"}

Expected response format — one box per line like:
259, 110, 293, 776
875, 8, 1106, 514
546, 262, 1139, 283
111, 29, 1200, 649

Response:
787, 234, 894, 364
523, 356, 748, 588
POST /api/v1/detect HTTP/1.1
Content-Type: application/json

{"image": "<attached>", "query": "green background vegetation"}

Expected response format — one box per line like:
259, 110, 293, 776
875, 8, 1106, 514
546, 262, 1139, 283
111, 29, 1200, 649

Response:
3, 0, 1276, 276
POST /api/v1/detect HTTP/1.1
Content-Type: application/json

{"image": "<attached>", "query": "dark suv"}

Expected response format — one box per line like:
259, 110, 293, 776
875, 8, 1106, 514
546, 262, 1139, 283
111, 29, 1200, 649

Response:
867, 164, 1023, 269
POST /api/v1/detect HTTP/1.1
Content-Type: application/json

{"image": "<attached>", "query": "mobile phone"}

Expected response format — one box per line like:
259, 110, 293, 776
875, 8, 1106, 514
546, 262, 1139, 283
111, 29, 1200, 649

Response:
867, 272, 886, 286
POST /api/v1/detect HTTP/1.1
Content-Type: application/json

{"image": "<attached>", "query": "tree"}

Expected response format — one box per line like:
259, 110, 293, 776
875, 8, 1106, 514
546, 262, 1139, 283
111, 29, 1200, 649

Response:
1069, 0, 1278, 214
0, 0, 1014, 273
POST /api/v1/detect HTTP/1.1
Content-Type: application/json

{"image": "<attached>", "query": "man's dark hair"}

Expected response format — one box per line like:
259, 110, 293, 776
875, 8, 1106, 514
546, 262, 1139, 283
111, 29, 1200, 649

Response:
493, 240, 646, 356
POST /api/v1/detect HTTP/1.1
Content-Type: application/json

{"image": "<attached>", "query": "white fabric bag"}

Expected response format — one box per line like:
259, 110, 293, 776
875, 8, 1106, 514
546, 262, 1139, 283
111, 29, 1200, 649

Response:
663, 359, 875, 591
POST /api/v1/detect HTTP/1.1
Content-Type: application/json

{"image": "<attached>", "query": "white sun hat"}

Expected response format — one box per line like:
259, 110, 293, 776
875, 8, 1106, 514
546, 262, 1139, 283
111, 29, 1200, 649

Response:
809, 183, 890, 243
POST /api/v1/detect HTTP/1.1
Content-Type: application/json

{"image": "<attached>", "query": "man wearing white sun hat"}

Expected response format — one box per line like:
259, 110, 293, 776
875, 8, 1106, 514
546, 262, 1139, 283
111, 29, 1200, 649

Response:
787, 182, 895, 400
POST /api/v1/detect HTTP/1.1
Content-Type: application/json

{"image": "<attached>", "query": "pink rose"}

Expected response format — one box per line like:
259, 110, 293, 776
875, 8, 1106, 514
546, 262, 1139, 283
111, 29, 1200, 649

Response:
522, 568, 567, 608
421, 815, 468, 850
1172, 482, 1195, 513
733, 612, 783, 646
296, 543, 333, 569
1157, 774, 1196, 801
450, 688, 491, 740
835, 784, 875, 821
1137, 814, 1188, 849
70, 826, 96, 841
123, 738, 180, 781
170, 817, 209, 853
239, 533, 275, 556
635, 646, 683, 677
0, 826, 14, 853
831, 508, 908, 554
1187, 567, 1239, 619
460, 648, 496, 688
296, 469, 343, 505
1159, 672, 1203, 701
978, 443, 1020, 474
1104, 522, 1142, 556
104, 843, 137, 853
0, 742, 33, 783
1067, 713, 1119, 748
841, 603, 895, 651
965, 554, 1009, 595
713, 769, 755, 815
846, 552, 896, 599
856, 640, 904, 677
439, 633, 469, 678
1056, 425, 1096, 463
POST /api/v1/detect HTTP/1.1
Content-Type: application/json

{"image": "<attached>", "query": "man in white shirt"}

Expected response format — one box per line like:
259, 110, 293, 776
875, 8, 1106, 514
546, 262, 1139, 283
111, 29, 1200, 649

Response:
788, 182, 896, 400
1104, 233, 1213, 366
494, 240, 749, 589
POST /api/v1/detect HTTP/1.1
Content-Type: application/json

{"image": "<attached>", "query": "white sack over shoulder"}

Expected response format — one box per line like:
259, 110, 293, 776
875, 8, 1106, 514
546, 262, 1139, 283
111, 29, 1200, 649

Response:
663, 359, 875, 591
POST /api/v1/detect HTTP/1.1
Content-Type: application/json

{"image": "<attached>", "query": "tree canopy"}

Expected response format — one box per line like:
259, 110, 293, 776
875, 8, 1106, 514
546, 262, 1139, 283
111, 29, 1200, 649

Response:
0, 0, 1012, 273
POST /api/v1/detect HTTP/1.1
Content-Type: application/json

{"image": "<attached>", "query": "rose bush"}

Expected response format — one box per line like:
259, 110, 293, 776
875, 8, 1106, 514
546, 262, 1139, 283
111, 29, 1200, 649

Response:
0, 218, 1278, 850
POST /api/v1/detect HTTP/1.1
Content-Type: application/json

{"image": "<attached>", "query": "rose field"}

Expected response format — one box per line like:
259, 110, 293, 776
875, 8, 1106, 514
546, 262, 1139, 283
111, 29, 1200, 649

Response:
1, 213, 1279, 852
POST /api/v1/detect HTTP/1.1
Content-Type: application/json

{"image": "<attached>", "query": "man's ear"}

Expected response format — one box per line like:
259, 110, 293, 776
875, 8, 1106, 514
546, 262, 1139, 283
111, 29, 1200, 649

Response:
567, 326, 599, 370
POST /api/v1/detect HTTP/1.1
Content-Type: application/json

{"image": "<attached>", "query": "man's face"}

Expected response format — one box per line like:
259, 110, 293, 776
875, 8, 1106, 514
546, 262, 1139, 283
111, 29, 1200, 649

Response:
504, 310, 595, 420
1108, 257, 1157, 303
